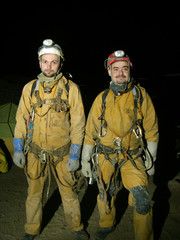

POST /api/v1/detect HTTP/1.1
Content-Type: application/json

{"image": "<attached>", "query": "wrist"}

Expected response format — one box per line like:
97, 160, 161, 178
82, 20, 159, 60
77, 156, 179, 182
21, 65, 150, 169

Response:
69, 144, 81, 160
13, 138, 24, 152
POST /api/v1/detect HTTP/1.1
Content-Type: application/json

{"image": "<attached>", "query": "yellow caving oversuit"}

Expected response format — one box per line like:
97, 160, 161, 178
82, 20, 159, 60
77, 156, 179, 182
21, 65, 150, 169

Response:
14, 73, 85, 235
82, 84, 159, 240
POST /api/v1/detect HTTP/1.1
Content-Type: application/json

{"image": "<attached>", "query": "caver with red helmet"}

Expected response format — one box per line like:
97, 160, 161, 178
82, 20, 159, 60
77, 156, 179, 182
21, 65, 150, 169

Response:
104, 50, 133, 70
81, 48, 159, 240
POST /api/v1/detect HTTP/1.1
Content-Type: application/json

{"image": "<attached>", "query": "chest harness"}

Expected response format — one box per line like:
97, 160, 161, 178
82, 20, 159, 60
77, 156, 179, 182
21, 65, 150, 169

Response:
91, 85, 152, 213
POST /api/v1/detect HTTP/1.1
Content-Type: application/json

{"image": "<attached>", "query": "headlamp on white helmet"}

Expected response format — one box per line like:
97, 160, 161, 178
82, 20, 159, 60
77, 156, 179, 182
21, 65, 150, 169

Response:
38, 39, 64, 60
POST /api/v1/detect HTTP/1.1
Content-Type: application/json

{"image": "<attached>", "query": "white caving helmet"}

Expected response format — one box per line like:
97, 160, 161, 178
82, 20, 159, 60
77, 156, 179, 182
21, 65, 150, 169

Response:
38, 39, 64, 61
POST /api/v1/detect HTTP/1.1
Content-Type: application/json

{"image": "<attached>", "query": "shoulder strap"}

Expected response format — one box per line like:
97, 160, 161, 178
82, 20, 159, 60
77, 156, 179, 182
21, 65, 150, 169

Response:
64, 72, 72, 94
65, 79, 69, 93
102, 89, 110, 109
132, 85, 143, 106
132, 85, 143, 124
31, 80, 37, 97
98, 89, 110, 122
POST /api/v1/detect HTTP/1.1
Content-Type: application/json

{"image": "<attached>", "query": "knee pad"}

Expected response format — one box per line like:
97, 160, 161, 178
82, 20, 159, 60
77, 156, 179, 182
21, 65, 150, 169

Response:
129, 186, 151, 215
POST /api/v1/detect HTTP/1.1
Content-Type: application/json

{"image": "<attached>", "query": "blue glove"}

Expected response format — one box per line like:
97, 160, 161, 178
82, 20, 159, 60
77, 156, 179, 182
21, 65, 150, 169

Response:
66, 144, 81, 172
13, 138, 26, 168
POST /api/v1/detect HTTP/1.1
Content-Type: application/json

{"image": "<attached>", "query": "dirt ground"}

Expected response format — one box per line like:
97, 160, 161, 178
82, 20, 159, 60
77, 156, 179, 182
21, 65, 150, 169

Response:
0, 76, 180, 240
0, 165, 180, 240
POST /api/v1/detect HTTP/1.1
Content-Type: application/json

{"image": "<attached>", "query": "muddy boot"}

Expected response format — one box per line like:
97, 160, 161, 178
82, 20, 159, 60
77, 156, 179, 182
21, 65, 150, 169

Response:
94, 227, 115, 240
72, 229, 89, 240
21, 233, 36, 240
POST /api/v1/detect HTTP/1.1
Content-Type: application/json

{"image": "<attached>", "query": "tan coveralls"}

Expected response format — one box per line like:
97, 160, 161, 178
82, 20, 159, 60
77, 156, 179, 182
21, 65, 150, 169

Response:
14, 74, 85, 235
84, 86, 159, 240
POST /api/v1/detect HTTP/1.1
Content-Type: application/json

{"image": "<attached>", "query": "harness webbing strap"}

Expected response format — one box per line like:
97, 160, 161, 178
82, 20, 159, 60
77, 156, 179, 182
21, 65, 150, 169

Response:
25, 142, 70, 198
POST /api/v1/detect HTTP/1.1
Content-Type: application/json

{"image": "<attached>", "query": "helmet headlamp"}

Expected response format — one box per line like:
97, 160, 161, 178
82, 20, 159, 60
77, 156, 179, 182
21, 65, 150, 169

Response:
43, 39, 54, 47
114, 50, 125, 57
38, 39, 64, 60
105, 50, 133, 69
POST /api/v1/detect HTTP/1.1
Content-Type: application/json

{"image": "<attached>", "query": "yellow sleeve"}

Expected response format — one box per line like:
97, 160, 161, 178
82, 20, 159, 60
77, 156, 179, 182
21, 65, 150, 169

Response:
14, 81, 34, 139
141, 88, 159, 143
68, 81, 86, 146
84, 92, 104, 145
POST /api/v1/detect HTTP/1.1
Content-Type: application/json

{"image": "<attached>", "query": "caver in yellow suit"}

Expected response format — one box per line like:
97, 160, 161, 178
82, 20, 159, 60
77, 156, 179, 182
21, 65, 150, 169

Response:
13, 40, 88, 240
81, 50, 159, 240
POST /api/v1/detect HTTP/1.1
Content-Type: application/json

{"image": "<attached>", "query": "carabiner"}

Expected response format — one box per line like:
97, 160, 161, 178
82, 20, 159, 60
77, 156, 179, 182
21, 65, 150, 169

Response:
133, 125, 142, 139
91, 152, 99, 164
99, 123, 107, 137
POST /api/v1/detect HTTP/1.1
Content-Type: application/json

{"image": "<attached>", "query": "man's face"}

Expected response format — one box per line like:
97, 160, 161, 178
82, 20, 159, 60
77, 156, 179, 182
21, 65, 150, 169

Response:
108, 61, 130, 86
39, 54, 60, 77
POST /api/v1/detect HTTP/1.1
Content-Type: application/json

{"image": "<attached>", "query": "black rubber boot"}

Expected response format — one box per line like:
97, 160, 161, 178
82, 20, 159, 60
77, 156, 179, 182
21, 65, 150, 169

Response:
21, 233, 36, 240
72, 229, 89, 240
94, 227, 115, 240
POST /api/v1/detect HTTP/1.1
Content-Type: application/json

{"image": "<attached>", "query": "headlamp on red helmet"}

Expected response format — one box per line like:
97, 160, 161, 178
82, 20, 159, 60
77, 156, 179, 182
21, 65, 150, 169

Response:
105, 50, 133, 69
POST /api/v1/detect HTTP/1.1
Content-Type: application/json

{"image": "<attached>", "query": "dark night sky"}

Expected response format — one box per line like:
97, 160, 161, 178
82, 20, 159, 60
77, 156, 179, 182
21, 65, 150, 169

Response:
1, 6, 180, 88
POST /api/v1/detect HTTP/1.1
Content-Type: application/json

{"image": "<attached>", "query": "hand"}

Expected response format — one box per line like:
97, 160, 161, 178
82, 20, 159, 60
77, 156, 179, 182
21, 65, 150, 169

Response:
145, 159, 155, 176
147, 165, 155, 176
66, 158, 79, 172
13, 138, 25, 168
81, 144, 94, 178
145, 141, 158, 176
81, 162, 92, 178
13, 152, 26, 168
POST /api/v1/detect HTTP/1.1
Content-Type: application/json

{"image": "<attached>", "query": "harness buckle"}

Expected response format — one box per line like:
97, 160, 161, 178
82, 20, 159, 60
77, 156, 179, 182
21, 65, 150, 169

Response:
40, 150, 48, 163
113, 137, 122, 147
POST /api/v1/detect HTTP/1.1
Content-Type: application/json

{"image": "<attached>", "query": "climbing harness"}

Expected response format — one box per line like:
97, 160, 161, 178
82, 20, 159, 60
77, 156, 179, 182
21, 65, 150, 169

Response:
25, 142, 70, 198
25, 141, 88, 198
91, 84, 153, 213
24, 75, 70, 154
23, 74, 84, 198
97, 84, 152, 171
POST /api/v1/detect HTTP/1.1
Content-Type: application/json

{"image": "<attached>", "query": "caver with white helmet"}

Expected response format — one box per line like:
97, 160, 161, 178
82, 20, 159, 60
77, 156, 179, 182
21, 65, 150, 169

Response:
38, 39, 65, 78
13, 38, 87, 239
